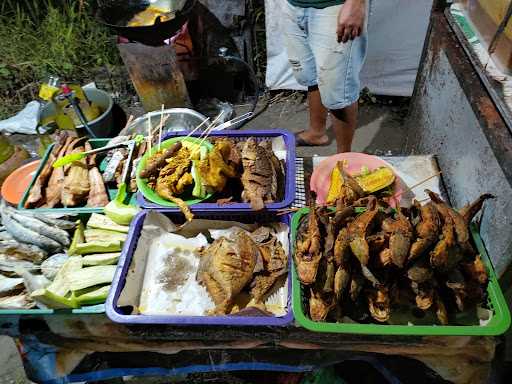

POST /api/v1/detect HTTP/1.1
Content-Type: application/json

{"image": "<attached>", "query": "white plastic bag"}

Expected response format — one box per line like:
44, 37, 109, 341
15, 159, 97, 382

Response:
0, 101, 41, 135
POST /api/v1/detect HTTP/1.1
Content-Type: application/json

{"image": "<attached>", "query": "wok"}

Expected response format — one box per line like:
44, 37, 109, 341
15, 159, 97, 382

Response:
97, 0, 197, 46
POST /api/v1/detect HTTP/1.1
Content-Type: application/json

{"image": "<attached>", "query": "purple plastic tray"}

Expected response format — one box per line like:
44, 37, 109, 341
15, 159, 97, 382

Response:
106, 210, 294, 326
136, 129, 296, 211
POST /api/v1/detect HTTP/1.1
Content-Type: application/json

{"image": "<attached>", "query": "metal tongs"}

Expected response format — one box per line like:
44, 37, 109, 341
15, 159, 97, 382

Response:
52, 135, 145, 168
213, 112, 254, 131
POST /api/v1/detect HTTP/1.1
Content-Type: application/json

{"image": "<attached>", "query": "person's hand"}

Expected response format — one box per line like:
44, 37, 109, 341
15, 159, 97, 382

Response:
337, 0, 366, 43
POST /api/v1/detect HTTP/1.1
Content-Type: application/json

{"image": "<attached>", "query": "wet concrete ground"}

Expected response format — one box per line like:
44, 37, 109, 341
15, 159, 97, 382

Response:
0, 98, 409, 383
242, 94, 409, 157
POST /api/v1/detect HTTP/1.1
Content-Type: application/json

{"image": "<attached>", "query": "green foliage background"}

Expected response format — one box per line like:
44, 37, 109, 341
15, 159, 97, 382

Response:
0, 0, 121, 119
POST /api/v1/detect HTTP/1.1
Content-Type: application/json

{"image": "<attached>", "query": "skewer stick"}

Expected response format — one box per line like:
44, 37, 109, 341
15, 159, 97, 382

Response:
158, 104, 164, 151
150, 115, 170, 137
392, 171, 442, 199
147, 114, 152, 154
124, 115, 135, 132
276, 207, 300, 216
197, 111, 225, 147
199, 111, 225, 138
184, 116, 211, 138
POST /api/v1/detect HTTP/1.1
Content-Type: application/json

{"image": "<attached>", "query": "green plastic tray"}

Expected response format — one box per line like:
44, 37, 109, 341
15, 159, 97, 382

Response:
18, 138, 135, 214
291, 208, 511, 336
135, 136, 214, 207
0, 213, 107, 316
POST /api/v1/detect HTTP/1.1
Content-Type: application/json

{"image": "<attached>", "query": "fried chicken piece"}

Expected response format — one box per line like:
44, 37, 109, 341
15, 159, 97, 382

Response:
198, 140, 238, 193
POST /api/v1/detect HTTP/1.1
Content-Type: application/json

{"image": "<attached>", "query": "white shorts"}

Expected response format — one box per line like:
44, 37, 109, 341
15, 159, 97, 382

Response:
282, 0, 369, 110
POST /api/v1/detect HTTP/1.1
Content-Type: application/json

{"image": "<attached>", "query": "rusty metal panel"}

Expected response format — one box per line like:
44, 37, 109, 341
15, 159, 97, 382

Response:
406, 12, 512, 277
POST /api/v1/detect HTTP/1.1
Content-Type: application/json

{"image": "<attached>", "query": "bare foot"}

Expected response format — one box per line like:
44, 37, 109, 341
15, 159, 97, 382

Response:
296, 130, 329, 146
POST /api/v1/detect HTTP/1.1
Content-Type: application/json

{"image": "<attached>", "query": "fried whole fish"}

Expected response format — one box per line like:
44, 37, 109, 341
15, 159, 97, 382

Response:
430, 212, 461, 271
241, 138, 275, 211
427, 191, 493, 259
348, 197, 381, 286
368, 287, 391, 322
263, 141, 285, 201
348, 197, 379, 266
295, 199, 322, 285
381, 209, 413, 268
409, 201, 441, 261
463, 255, 488, 285
250, 234, 288, 304
198, 232, 259, 314
334, 264, 351, 300
309, 289, 334, 322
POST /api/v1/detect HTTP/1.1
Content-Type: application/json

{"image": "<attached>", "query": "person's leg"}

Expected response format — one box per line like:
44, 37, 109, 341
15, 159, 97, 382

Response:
281, 2, 328, 145
301, 85, 329, 145
331, 101, 357, 153
308, 2, 369, 152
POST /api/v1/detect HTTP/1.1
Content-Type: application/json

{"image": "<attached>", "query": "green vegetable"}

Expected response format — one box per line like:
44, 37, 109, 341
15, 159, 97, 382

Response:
87, 213, 130, 233
31, 289, 78, 309
74, 285, 111, 305
67, 221, 84, 256
360, 165, 370, 176
82, 253, 120, 266
191, 160, 206, 198
47, 256, 83, 297
192, 146, 208, 198
104, 184, 140, 226
84, 229, 127, 244
74, 241, 122, 255
68, 266, 116, 291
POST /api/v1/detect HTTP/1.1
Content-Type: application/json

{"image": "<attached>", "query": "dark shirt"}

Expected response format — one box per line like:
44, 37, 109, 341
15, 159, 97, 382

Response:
288, 0, 344, 8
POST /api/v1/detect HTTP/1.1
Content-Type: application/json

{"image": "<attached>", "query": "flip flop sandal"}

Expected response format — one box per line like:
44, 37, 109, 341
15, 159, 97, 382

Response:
294, 131, 330, 147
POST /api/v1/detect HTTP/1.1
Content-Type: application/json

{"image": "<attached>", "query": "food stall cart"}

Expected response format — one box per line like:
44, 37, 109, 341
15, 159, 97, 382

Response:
0, 153, 503, 384
0, 1, 510, 383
